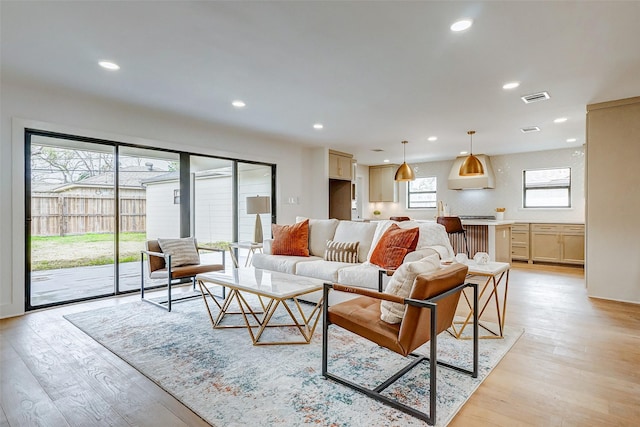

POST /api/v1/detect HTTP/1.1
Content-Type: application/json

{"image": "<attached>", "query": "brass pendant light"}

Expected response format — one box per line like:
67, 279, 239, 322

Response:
459, 130, 484, 176
394, 140, 415, 181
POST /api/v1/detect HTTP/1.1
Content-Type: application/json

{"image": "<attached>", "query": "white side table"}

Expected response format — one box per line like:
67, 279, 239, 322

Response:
448, 261, 510, 339
229, 242, 263, 268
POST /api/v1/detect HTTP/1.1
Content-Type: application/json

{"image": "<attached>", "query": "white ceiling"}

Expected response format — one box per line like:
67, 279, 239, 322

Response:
2, 1, 640, 165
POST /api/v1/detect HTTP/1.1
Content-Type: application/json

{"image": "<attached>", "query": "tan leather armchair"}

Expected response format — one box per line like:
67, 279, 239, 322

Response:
322, 263, 478, 425
141, 239, 225, 311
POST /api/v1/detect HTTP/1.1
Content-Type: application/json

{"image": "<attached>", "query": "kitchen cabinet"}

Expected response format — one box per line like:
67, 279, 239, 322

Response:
369, 165, 397, 202
494, 224, 512, 263
328, 150, 353, 181
531, 223, 584, 265
511, 223, 530, 262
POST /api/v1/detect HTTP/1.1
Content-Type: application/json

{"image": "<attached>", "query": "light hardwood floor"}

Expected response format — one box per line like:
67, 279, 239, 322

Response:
1, 264, 639, 426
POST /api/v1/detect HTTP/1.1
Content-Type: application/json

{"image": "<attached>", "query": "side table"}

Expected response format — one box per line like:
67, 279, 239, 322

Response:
449, 261, 510, 339
229, 242, 263, 268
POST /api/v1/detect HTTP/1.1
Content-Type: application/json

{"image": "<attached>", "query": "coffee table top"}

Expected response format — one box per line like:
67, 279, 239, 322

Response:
196, 267, 324, 299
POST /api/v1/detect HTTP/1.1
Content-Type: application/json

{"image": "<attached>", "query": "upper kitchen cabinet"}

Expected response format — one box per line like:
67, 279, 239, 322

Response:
328, 150, 353, 181
369, 164, 398, 202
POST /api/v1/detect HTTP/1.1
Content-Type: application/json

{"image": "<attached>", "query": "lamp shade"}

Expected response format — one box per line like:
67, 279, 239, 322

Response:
459, 130, 485, 176
459, 155, 484, 176
394, 162, 415, 181
394, 140, 415, 182
246, 196, 271, 214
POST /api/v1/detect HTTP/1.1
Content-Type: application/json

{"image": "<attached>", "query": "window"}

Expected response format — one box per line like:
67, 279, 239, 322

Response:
523, 167, 571, 208
407, 177, 437, 209
173, 189, 180, 204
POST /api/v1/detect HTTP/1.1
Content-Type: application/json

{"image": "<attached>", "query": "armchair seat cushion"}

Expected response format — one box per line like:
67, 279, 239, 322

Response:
149, 263, 224, 280
328, 296, 403, 355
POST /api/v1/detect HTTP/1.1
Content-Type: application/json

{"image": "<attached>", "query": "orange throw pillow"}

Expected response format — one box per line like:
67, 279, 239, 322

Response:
271, 219, 310, 256
369, 224, 419, 269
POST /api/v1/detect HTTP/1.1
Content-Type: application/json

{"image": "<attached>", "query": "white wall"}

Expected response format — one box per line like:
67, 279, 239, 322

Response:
363, 147, 585, 223
586, 97, 640, 304
1, 77, 326, 318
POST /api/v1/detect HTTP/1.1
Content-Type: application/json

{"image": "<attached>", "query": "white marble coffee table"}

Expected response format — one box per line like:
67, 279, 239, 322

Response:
196, 268, 324, 345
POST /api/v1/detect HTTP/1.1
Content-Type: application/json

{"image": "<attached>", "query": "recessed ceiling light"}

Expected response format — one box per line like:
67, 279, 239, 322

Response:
554, 117, 568, 123
98, 61, 119, 70
313, 123, 324, 130
502, 82, 520, 90
450, 19, 472, 32
566, 138, 577, 143
231, 100, 246, 108
383, 159, 390, 163
427, 136, 438, 142
460, 151, 468, 155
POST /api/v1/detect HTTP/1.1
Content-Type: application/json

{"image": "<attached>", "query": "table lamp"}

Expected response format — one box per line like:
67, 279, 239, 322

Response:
246, 196, 271, 243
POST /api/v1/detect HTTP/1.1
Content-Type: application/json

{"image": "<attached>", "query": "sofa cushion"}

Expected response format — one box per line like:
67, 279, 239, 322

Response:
296, 217, 339, 257
324, 240, 359, 263
295, 260, 354, 282
337, 263, 391, 291
157, 237, 200, 267
380, 254, 441, 324
369, 224, 419, 269
271, 219, 310, 256
366, 220, 455, 261
252, 253, 323, 274
333, 221, 377, 263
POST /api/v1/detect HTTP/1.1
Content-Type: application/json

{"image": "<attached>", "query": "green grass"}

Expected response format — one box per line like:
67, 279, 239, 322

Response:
31, 232, 145, 245
30, 233, 230, 271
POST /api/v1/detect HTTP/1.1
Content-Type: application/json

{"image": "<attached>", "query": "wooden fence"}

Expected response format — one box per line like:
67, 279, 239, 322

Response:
31, 194, 146, 236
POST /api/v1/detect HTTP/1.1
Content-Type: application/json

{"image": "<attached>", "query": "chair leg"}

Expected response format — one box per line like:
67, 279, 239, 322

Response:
462, 230, 470, 258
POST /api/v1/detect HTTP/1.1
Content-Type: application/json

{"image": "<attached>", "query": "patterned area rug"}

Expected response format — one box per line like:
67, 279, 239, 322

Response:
65, 295, 523, 426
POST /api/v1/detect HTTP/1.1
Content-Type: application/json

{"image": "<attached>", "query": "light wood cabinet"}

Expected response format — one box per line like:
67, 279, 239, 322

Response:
369, 165, 398, 202
511, 223, 530, 261
531, 223, 584, 265
328, 150, 353, 181
495, 224, 512, 263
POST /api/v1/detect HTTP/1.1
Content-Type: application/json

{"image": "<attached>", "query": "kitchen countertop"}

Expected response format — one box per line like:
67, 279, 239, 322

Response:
460, 220, 515, 226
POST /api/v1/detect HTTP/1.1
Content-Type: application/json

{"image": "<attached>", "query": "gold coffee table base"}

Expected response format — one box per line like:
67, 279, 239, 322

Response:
198, 278, 323, 345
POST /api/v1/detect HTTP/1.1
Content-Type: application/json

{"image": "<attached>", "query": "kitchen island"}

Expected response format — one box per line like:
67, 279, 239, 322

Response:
415, 219, 513, 262
460, 220, 514, 263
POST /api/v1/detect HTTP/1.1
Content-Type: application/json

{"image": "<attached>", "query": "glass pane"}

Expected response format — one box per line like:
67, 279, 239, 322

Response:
524, 168, 570, 188
525, 188, 570, 207
409, 193, 437, 208
409, 177, 437, 191
30, 137, 115, 306
191, 156, 234, 267
238, 163, 272, 265
118, 147, 180, 292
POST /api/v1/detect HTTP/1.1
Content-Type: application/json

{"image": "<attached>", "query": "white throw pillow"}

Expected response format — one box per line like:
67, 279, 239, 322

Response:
380, 254, 440, 324
157, 237, 200, 267
296, 217, 339, 257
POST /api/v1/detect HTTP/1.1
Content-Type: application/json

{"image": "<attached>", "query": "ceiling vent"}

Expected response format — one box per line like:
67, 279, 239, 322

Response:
521, 126, 541, 133
370, 148, 384, 152
521, 91, 550, 104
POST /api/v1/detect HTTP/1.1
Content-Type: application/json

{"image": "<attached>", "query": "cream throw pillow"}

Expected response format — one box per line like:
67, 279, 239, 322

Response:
380, 254, 441, 324
157, 237, 200, 267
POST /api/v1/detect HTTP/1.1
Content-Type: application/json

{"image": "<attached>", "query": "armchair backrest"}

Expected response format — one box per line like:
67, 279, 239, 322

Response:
398, 263, 468, 353
145, 238, 200, 274
145, 240, 165, 274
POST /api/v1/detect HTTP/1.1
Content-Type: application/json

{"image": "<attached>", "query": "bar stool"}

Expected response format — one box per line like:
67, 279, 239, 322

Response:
437, 216, 469, 257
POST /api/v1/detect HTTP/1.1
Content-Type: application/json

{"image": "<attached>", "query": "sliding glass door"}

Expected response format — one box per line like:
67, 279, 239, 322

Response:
118, 147, 180, 292
26, 130, 275, 310
28, 134, 117, 308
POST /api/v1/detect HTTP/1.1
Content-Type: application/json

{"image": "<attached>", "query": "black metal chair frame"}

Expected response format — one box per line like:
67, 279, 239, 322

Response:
140, 246, 225, 312
321, 281, 478, 425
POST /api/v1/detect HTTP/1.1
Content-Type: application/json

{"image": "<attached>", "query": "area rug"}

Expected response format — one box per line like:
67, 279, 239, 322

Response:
65, 296, 523, 426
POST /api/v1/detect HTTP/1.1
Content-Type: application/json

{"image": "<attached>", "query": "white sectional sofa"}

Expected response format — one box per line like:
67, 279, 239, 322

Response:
252, 218, 455, 302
